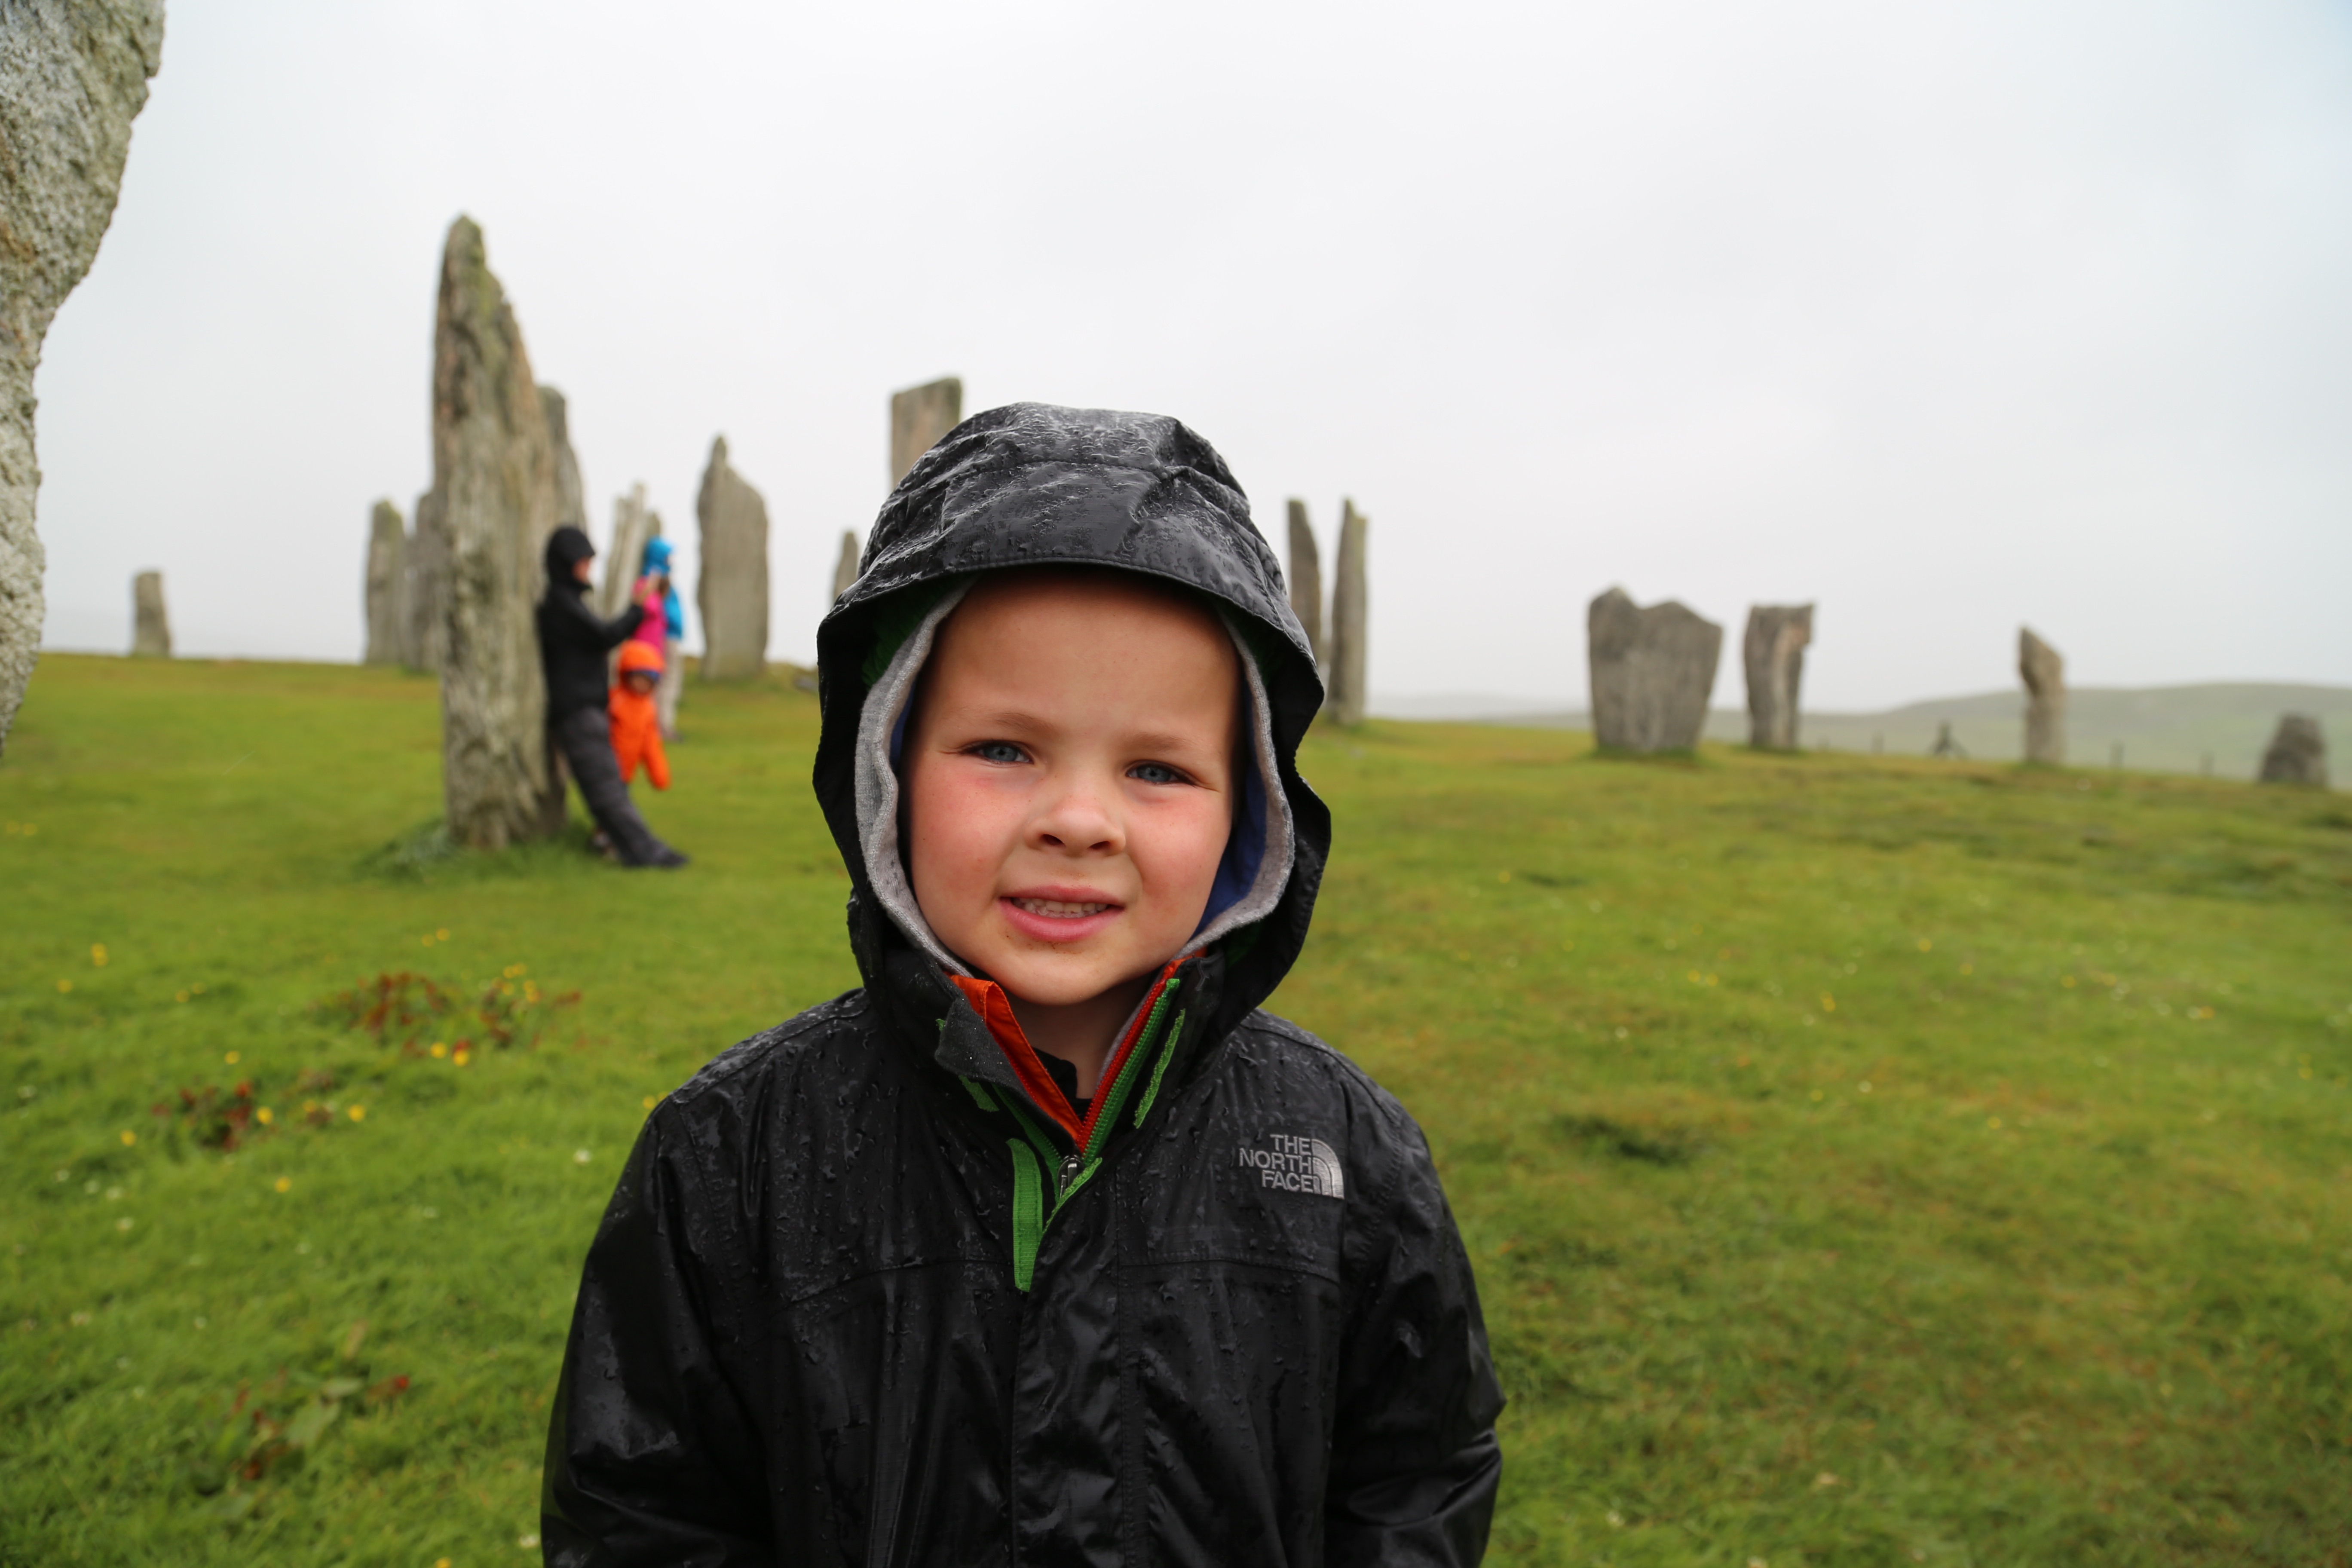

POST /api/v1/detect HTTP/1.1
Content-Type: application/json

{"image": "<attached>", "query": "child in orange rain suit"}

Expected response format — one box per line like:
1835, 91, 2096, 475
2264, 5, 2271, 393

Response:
609, 641, 670, 791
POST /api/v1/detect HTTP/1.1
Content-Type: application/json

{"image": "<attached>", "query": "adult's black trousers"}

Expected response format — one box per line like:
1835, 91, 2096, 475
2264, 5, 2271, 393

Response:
549, 708, 674, 867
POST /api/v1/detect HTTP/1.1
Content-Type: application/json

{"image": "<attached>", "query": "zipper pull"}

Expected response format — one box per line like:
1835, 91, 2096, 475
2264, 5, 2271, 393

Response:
1057, 1152, 1083, 1194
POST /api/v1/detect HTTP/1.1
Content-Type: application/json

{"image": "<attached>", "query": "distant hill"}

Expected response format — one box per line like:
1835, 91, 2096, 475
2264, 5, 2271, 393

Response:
1372, 683, 2351, 781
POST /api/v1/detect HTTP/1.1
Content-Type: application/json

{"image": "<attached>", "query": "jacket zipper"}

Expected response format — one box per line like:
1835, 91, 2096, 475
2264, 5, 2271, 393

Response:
978, 975, 1188, 1290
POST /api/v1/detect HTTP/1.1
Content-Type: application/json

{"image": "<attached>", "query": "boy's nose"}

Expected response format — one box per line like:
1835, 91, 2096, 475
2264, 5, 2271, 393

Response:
1031, 779, 1121, 855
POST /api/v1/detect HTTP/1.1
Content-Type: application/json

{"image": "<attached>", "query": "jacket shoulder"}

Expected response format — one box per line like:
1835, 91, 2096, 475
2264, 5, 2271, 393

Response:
661, 989, 876, 1121
1228, 1008, 1421, 1136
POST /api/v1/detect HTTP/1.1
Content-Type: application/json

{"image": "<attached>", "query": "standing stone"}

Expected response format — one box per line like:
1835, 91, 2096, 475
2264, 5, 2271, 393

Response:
1286, 500, 1324, 670
0, 1, 167, 757
404, 487, 447, 671
2019, 628, 2065, 766
833, 530, 861, 604
364, 499, 405, 664
695, 436, 770, 680
597, 483, 658, 621
130, 570, 169, 657
429, 215, 564, 849
2258, 715, 2328, 787
889, 378, 963, 486
1742, 603, 1813, 750
1588, 587, 1722, 753
541, 386, 586, 530
1326, 500, 1369, 727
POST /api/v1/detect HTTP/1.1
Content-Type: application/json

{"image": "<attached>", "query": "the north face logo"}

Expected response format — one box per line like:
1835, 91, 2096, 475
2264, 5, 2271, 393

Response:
1237, 1134, 1344, 1198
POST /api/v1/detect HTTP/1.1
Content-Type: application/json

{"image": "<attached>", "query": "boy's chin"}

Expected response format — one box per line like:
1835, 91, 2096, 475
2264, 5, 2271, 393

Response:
983, 952, 1161, 1011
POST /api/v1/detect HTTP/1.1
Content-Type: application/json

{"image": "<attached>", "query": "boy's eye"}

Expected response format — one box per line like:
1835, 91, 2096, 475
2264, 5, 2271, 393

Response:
971, 741, 1029, 765
1128, 761, 1191, 786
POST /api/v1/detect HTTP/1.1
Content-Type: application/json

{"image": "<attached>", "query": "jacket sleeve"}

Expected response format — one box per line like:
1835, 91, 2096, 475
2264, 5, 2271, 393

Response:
542, 1108, 770, 1565
1324, 1109, 1505, 1568
548, 592, 647, 655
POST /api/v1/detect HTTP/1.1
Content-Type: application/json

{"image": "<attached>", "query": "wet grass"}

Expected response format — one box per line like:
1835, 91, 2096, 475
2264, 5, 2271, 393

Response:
3, 655, 2348, 1565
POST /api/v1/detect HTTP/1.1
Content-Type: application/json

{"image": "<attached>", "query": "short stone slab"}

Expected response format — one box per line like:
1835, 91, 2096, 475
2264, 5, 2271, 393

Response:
2019, 628, 2066, 765
1286, 500, 1323, 671
2259, 714, 2328, 787
1326, 501, 1369, 727
1743, 603, 1813, 750
1589, 588, 1721, 753
131, 570, 170, 658
890, 378, 963, 487
695, 436, 770, 680
364, 500, 405, 665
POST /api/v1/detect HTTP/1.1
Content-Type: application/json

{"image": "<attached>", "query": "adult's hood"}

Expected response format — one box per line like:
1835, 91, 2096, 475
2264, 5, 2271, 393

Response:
545, 524, 594, 589
813, 402, 1330, 1045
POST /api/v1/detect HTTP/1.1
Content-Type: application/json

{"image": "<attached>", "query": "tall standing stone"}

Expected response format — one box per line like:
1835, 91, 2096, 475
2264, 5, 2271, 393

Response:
364, 499, 405, 664
695, 436, 769, 680
597, 483, 658, 621
0, 0, 166, 757
1326, 500, 1369, 726
889, 378, 962, 486
130, 570, 169, 657
1588, 587, 1722, 753
2019, 628, 2065, 766
429, 216, 563, 849
1742, 603, 1813, 750
541, 386, 585, 530
2258, 715, 2327, 787
833, 530, 861, 604
1286, 500, 1324, 670
404, 487, 447, 671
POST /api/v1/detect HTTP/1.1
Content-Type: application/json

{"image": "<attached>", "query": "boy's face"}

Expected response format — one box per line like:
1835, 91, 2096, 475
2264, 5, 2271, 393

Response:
904, 572, 1239, 1009
623, 670, 658, 695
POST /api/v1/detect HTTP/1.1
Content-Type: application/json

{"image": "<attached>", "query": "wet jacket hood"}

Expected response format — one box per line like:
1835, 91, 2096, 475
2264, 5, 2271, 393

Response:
545, 524, 595, 589
813, 402, 1330, 1043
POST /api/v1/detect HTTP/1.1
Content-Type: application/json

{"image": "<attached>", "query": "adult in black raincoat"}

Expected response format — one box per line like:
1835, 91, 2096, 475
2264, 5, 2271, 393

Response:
536, 525, 687, 869
543, 405, 1501, 1565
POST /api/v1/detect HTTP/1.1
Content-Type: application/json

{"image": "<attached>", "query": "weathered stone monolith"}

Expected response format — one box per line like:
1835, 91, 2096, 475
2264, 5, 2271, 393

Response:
1742, 603, 1813, 750
2258, 715, 2327, 787
695, 436, 769, 680
1588, 587, 1722, 753
1286, 500, 1324, 670
889, 378, 962, 486
364, 499, 405, 664
597, 484, 658, 622
2019, 628, 2064, 766
833, 530, 861, 604
130, 570, 169, 657
540, 386, 585, 531
429, 216, 564, 849
402, 487, 446, 671
0, 1, 167, 757
1326, 500, 1369, 726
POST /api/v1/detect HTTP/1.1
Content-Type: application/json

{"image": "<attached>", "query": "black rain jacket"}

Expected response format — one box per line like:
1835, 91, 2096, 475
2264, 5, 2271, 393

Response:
538, 525, 647, 719
542, 405, 1503, 1566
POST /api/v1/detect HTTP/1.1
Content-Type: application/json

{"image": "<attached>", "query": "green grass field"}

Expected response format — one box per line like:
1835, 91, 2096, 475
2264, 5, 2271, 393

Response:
4, 653, 2349, 1566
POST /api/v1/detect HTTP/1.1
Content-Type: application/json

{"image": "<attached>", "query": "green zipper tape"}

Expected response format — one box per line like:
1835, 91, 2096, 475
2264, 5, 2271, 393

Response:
1133, 1010, 1186, 1129
1087, 978, 1181, 1159
960, 1077, 996, 1112
1008, 1139, 1044, 1292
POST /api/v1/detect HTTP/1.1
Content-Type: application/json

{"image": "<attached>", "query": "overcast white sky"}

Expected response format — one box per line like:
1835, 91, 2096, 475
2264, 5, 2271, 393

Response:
31, 0, 2352, 710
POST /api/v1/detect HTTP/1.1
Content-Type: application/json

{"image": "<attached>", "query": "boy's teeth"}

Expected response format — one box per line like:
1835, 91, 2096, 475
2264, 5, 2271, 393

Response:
1011, 897, 1112, 918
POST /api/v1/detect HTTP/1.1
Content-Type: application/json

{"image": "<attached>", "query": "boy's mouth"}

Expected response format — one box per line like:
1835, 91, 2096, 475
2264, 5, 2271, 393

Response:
999, 893, 1124, 943
1007, 897, 1115, 918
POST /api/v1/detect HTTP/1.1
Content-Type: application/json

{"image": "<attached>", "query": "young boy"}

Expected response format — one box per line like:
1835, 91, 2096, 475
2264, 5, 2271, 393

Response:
543, 404, 1501, 1565
608, 641, 670, 792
